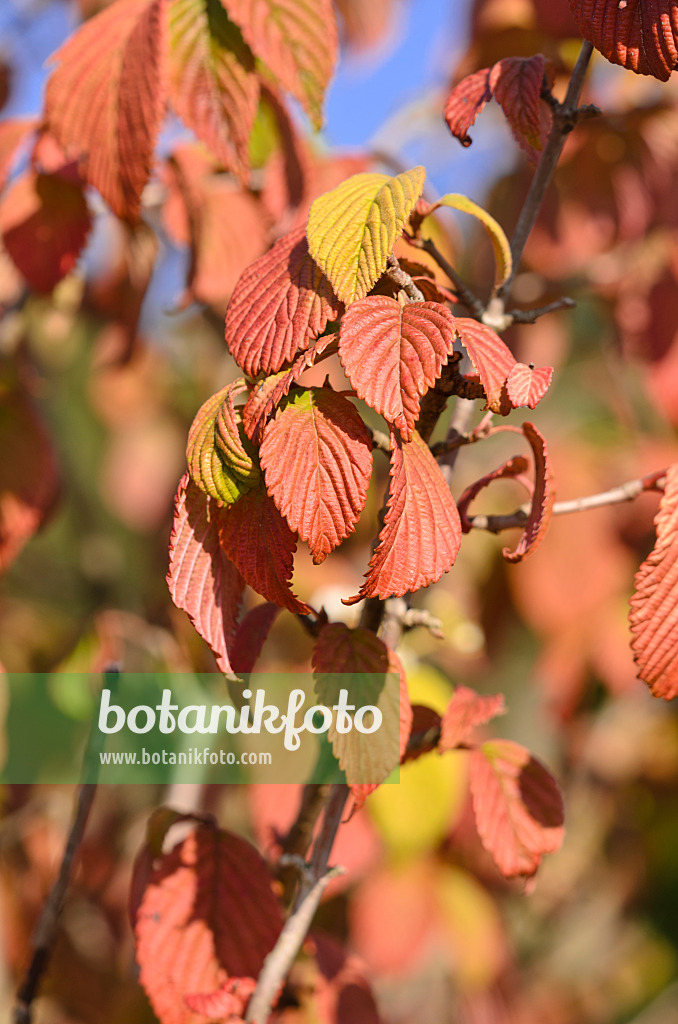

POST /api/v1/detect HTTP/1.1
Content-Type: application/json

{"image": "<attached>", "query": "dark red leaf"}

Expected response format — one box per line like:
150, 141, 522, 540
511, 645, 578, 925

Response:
310, 931, 382, 1024
439, 686, 506, 751
456, 455, 531, 533
230, 602, 281, 674
454, 318, 516, 413
629, 462, 678, 699
167, 473, 245, 677
491, 56, 552, 155
224, 227, 341, 377
444, 68, 493, 147
135, 823, 283, 1024
339, 296, 456, 441
469, 740, 564, 879
403, 705, 442, 763
505, 362, 554, 410
260, 387, 373, 564
502, 422, 554, 563
0, 170, 91, 293
345, 429, 461, 603
570, 0, 678, 81
45, 0, 167, 221
220, 483, 311, 614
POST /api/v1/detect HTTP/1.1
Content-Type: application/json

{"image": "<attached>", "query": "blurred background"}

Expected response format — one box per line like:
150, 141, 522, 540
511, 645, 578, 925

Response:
2, 0, 678, 1021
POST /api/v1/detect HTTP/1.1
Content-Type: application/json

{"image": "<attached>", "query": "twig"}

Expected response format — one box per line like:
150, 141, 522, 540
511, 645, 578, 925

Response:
507, 296, 577, 325
385, 254, 425, 302
409, 236, 486, 318
13, 666, 120, 1024
466, 469, 667, 534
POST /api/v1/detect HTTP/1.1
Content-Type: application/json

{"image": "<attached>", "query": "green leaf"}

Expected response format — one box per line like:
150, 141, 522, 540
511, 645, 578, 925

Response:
187, 379, 260, 505
432, 193, 511, 290
306, 166, 426, 305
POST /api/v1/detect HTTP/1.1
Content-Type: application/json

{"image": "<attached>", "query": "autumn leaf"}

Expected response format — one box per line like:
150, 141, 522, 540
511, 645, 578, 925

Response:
469, 739, 564, 879
186, 379, 260, 506
505, 362, 554, 410
45, 0, 167, 221
454, 318, 516, 413
339, 296, 456, 441
570, 0, 678, 81
168, 0, 258, 179
502, 422, 554, 563
185, 977, 256, 1018
220, 482, 311, 613
306, 167, 426, 305
312, 623, 412, 792
429, 193, 512, 290
457, 455, 531, 534
260, 387, 373, 564
167, 473, 245, 678
222, 0, 338, 129
439, 687, 506, 751
0, 170, 91, 293
224, 226, 341, 377
230, 603, 281, 674
629, 462, 678, 699
443, 68, 493, 148
345, 429, 461, 603
135, 822, 283, 1024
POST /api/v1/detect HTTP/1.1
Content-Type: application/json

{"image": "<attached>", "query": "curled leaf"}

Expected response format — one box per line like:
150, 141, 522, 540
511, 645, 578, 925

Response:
186, 379, 259, 506
443, 68, 493, 148
502, 422, 554, 563
439, 687, 506, 751
429, 194, 512, 290
457, 455, 531, 534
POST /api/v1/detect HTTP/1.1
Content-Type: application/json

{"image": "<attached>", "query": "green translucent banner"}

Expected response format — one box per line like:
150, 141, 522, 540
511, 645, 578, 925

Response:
1, 672, 402, 785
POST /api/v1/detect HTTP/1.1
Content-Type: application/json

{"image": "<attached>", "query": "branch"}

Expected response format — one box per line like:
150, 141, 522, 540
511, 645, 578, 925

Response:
507, 296, 577, 325
385, 254, 425, 302
407, 236, 485, 318
466, 469, 667, 534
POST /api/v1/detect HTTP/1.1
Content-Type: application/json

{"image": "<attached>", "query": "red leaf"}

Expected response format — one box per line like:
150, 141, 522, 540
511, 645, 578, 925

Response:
0, 386, 60, 573
135, 823, 283, 1024
167, 473, 245, 677
310, 932, 382, 1024
469, 740, 564, 879
503, 422, 554, 563
312, 623, 412, 796
220, 484, 311, 613
242, 335, 336, 445
629, 462, 678, 699
45, 0, 167, 221
168, 0, 258, 180
185, 976, 256, 1019
0, 170, 91, 293
0, 118, 36, 194
456, 455, 531, 533
339, 296, 456, 441
439, 686, 506, 751
444, 68, 493, 147
491, 56, 552, 154
224, 227, 341, 377
570, 0, 678, 81
221, 0, 338, 129
454, 318, 516, 413
230, 602, 281, 674
260, 387, 373, 564
505, 362, 553, 410
345, 429, 461, 603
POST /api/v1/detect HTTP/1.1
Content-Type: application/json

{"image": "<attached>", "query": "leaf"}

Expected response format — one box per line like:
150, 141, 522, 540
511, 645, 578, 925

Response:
339, 296, 456, 441
312, 623, 412, 791
431, 194, 512, 290
503, 422, 554, 563
0, 384, 60, 573
260, 387, 373, 564
439, 687, 506, 751
45, 0, 167, 221
491, 56, 552, 153
186, 379, 259, 506
345, 429, 461, 604
629, 462, 678, 699
221, 0, 338, 128
306, 167, 426, 306
570, 0, 678, 81
242, 335, 336, 444
443, 68, 493, 147
454, 317, 516, 413
224, 226, 341, 376
456, 455, 531, 533
185, 977, 256, 1018
230, 602, 281, 674
168, 0, 258, 179
220, 482, 311, 613
167, 473, 245, 677
0, 171, 91, 293
505, 362, 554, 410
0, 118, 37, 194
135, 822, 283, 1024
469, 739, 564, 879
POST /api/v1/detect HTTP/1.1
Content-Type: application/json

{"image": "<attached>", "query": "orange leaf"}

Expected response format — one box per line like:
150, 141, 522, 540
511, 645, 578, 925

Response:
629, 462, 678, 698
505, 362, 553, 410
45, 0, 167, 221
570, 0, 678, 81
439, 687, 506, 751
454, 318, 516, 413
502, 422, 554, 563
457, 455, 531, 533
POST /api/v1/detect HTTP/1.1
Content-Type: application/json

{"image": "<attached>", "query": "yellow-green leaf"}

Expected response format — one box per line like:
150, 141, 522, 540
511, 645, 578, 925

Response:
187, 378, 260, 505
432, 193, 511, 290
306, 166, 426, 306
